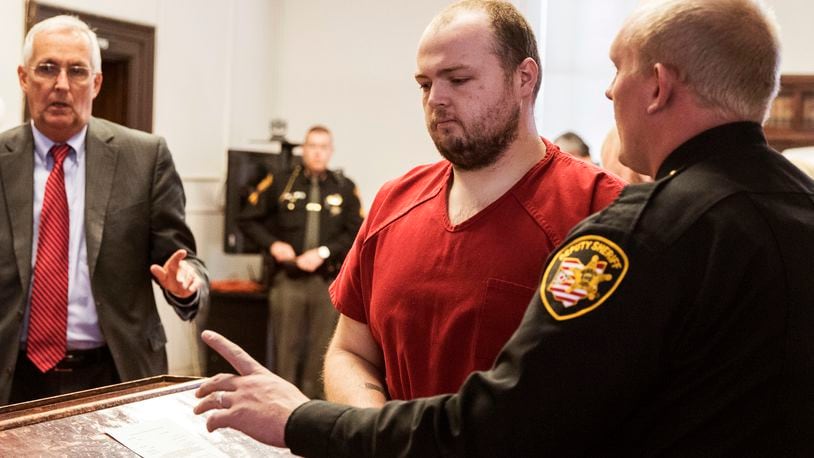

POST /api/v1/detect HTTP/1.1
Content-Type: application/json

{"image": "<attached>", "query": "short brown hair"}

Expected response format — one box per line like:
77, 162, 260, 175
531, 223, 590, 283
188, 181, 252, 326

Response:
555, 132, 590, 158
440, 0, 542, 101
304, 125, 332, 143
622, 0, 780, 122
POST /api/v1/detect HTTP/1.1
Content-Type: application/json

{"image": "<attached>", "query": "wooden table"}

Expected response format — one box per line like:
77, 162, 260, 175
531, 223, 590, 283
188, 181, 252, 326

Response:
0, 376, 295, 456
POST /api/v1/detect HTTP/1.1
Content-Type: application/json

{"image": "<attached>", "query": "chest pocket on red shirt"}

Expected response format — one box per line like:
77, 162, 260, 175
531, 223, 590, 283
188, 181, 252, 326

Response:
474, 278, 536, 366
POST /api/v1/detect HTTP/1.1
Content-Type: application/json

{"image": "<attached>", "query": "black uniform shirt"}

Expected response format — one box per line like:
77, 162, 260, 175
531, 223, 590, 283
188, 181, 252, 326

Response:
285, 122, 814, 457
239, 165, 363, 277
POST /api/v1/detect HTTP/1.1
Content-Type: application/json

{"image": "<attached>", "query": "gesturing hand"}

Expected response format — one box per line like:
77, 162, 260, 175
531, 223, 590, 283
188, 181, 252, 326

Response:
193, 330, 310, 447
150, 249, 202, 299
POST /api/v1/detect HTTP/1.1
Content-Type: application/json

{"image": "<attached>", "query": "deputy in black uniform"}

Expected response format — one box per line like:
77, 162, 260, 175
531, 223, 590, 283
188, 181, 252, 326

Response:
238, 125, 363, 399
195, 0, 814, 455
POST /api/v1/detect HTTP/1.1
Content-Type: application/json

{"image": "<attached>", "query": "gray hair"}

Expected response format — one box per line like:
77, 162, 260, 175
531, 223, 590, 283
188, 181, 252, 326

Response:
623, 0, 780, 122
22, 15, 102, 72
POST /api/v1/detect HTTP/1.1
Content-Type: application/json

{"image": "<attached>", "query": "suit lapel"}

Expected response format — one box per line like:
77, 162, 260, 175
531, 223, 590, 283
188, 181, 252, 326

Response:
0, 126, 35, 290
84, 118, 118, 280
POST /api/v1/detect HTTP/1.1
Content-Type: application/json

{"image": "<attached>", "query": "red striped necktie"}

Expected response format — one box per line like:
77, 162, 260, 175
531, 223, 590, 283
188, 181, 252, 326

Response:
27, 143, 71, 372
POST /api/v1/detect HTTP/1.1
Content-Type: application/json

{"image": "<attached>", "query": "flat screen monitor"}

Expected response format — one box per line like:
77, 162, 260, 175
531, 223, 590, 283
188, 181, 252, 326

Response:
223, 144, 300, 254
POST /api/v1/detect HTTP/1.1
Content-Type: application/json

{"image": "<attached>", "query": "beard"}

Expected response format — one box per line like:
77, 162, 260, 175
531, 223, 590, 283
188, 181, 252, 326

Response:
429, 100, 520, 171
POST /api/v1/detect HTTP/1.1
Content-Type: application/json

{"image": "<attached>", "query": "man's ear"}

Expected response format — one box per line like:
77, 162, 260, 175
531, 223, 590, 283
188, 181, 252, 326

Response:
17, 65, 29, 92
91, 72, 103, 99
516, 57, 539, 98
647, 63, 678, 114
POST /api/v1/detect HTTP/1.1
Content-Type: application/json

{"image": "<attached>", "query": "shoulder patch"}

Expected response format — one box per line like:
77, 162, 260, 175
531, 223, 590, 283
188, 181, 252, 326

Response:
248, 173, 274, 206
540, 235, 628, 320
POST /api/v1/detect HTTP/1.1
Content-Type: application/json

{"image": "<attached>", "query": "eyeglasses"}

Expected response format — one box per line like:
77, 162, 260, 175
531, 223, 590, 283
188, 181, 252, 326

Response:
30, 62, 94, 84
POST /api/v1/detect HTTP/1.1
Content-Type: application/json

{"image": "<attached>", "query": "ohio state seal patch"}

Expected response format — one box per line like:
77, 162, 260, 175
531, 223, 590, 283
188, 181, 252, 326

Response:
540, 235, 628, 320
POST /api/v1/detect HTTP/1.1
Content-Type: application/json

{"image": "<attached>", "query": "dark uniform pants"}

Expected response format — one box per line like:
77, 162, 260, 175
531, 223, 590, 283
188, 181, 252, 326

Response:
268, 271, 338, 399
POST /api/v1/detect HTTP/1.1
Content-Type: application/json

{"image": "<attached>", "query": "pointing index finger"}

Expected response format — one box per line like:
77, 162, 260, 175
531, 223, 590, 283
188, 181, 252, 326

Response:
201, 330, 267, 376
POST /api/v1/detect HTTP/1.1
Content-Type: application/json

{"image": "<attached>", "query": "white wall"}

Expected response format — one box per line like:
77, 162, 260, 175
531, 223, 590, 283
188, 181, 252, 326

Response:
539, 0, 638, 163
0, 1, 25, 132
768, 0, 814, 74
228, 1, 279, 147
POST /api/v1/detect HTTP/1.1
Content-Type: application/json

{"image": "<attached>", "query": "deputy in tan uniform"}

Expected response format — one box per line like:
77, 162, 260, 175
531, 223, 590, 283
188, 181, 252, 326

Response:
238, 125, 363, 398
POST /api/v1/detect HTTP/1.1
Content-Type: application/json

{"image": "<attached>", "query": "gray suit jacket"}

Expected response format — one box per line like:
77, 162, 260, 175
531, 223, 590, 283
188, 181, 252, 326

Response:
0, 117, 209, 404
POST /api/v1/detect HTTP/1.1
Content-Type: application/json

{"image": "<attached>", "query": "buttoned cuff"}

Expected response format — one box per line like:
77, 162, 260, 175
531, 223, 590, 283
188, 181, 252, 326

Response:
165, 289, 199, 307
162, 288, 200, 321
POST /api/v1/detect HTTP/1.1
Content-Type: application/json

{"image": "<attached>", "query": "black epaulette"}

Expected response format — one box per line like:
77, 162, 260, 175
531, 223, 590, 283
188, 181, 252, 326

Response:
330, 168, 347, 187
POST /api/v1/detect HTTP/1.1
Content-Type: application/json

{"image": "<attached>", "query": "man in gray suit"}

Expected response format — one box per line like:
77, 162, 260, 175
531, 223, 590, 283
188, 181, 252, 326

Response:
0, 15, 209, 405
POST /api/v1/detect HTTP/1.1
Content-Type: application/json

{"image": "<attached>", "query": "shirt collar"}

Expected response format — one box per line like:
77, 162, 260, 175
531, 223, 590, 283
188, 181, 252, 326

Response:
655, 121, 767, 180
31, 121, 88, 164
303, 167, 328, 182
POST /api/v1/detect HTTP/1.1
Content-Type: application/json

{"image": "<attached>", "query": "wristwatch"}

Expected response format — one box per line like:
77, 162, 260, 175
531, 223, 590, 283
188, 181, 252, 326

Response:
317, 245, 331, 260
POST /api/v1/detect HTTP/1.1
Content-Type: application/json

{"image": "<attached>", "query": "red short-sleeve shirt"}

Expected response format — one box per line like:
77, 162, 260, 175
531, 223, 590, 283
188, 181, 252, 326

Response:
330, 140, 624, 399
